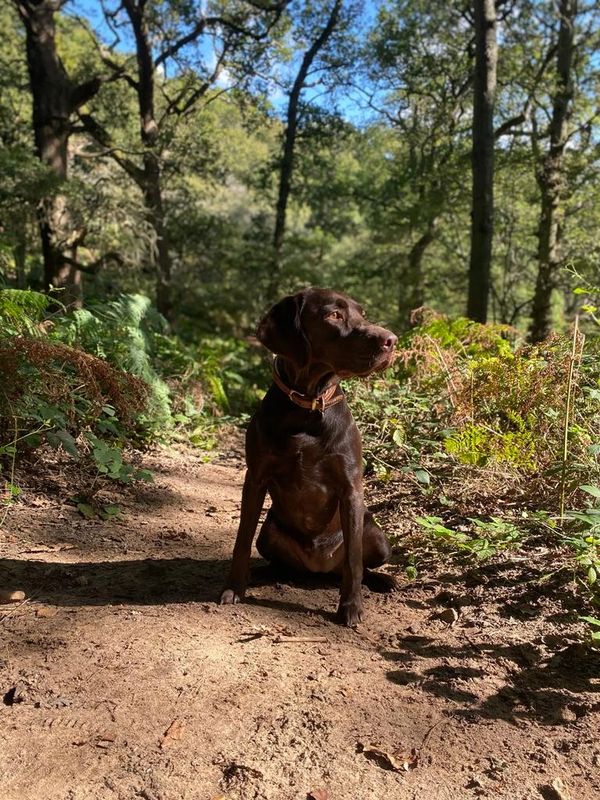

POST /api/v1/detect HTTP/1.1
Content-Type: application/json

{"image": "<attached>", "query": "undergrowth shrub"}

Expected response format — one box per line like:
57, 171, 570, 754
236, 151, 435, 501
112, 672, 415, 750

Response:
52, 294, 172, 433
349, 309, 600, 508
348, 310, 600, 620
52, 293, 266, 442
0, 289, 265, 483
0, 334, 149, 497
0, 287, 52, 335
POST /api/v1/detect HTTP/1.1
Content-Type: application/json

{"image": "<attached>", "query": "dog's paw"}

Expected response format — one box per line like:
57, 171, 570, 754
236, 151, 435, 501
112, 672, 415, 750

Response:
336, 597, 364, 628
219, 588, 243, 605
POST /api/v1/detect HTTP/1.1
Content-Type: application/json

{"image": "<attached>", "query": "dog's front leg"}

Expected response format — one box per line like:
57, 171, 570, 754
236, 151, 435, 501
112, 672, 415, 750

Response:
220, 471, 266, 605
337, 483, 364, 626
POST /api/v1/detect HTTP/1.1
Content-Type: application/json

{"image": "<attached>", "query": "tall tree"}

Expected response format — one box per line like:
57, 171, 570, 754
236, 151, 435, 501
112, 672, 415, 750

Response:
12, 0, 101, 306
529, 0, 577, 342
270, 0, 343, 299
81, 0, 285, 320
466, 0, 498, 323
367, 0, 472, 326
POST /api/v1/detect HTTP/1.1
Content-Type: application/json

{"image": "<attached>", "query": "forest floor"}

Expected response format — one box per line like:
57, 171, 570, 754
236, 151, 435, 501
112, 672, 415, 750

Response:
1, 439, 599, 800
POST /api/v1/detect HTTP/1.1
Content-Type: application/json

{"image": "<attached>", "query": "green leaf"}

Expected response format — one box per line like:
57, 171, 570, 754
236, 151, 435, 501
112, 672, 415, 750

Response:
580, 485, 600, 499
134, 468, 153, 482
51, 429, 79, 458
413, 468, 430, 485
580, 616, 600, 627
392, 428, 404, 446
100, 504, 122, 520
3, 482, 21, 501
77, 502, 96, 519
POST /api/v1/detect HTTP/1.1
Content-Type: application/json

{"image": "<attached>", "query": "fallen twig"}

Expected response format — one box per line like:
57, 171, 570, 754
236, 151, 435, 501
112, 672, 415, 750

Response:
0, 596, 32, 625
274, 635, 328, 644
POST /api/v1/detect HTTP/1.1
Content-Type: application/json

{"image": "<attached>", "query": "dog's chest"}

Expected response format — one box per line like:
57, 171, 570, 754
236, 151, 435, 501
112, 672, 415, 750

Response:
266, 435, 346, 495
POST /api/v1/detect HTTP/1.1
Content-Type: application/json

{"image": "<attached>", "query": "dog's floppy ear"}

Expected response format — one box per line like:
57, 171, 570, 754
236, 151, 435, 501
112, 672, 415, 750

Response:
257, 292, 309, 366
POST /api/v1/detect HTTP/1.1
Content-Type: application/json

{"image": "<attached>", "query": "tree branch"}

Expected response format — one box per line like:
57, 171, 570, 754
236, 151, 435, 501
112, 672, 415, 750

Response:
61, 250, 125, 275
69, 77, 102, 112
77, 112, 145, 185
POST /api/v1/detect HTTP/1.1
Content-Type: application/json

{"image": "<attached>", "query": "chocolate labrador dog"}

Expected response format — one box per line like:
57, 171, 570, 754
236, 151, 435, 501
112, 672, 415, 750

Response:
219, 287, 398, 626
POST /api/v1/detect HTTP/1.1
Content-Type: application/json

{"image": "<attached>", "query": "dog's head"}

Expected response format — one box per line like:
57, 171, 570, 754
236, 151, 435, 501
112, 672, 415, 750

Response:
257, 288, 397, 377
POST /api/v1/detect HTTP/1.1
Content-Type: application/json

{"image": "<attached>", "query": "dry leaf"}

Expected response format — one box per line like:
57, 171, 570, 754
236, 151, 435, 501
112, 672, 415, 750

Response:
161, 717, 185, 748
360, 742, 420, 772
308, 790, 329, 800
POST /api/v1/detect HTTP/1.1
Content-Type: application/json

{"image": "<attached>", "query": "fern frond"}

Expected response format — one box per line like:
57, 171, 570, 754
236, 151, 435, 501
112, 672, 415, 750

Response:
0, 289, 50, 336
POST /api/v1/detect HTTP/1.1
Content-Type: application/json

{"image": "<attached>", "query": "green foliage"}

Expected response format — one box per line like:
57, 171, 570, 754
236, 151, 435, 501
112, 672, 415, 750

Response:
0, 336, 150, 507
0, 289, 265, 499
0, 288, 51, 335
86, 433, 152, 484
52, 294, 173, 433
75, 500, 125, 521
0, 289, 158, 505
361, 313, 600, 492
350, 311, 599, 628
51, 293, 267, 443
414, 515, 522, 561
564, 485, 600, 600
580, 616, 600, 647
443, 424, 537, 470
0, 336, 145, 437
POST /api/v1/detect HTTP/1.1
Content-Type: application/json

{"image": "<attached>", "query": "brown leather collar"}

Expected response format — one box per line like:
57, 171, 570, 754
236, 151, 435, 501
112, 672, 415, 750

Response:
271, 359, 344, 412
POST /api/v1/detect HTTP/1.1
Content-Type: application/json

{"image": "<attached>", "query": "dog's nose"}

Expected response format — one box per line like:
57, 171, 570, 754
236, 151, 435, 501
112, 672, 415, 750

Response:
381, 334, 397, 351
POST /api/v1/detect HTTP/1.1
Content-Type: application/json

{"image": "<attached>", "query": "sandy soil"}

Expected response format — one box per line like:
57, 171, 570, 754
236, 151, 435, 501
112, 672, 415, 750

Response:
1, 442, 599, 800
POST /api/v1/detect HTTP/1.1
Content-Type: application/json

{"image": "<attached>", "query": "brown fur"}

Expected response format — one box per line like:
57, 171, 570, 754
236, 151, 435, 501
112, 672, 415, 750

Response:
220, 288, 398, 626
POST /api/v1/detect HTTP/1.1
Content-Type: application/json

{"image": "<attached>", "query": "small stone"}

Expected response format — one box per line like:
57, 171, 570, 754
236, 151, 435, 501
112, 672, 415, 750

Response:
0, 589, 26, 603
553, 707, 577, 724
540, 777, 571, 800
437, 607, 459, 625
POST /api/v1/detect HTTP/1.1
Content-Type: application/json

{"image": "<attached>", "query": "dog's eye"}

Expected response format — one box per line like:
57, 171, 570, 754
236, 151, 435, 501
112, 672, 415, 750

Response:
326, 310, 344, 321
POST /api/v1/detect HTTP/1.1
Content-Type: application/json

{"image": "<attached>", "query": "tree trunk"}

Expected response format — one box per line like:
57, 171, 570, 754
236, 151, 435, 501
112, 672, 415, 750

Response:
13, 0, 96, 308
143, 152, 172, 321
269, 0, 342, 301
466, 0, 497, 323
13, 217, 27, 289
124, 0, 174, 321
529, 0, 576, 343
399, 218, 437, 328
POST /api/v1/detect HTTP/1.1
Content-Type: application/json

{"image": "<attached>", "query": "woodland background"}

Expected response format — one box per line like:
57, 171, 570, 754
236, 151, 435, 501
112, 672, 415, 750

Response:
1, 0, 599, 336
1, 0, 600, 635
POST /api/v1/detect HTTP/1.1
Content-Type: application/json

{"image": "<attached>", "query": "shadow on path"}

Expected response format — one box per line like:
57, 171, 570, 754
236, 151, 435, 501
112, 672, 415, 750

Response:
382, 633, 600, 727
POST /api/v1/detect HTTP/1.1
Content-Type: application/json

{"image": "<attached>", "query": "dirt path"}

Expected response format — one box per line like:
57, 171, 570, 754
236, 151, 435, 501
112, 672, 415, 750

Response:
1, 445, 599, 800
